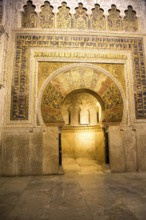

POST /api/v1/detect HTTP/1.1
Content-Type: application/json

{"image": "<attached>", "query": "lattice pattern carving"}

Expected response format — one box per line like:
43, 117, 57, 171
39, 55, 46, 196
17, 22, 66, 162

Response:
22, 0, 37, 28
123, 6, 138, 32
40, 1, 54, 28
21, 1, 139, 32
107, 4, 122, 31
74, 3, 88, 29
90, 4, 105, 30
57, 2, 71, 29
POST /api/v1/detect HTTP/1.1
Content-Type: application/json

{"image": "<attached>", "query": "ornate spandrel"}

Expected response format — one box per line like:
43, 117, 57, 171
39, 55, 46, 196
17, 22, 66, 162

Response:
42, 83, 64, 123
90, 4, 105, 30
40, 1, 54, 29
102, 83, 123, 122
123, 6, 138, 32
21, 0, 37, 28
74, 3, 88, 29
107, 4, 122, 31
57, 2, 71, 29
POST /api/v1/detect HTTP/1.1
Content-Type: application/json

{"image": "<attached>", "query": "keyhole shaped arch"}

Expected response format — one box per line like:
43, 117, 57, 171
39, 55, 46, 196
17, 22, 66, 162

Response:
37, 63, 127, 127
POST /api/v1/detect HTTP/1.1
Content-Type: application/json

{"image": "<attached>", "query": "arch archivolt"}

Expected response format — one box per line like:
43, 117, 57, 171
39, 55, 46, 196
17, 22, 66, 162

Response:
36, 61, 129, 127
19, 47, 135, 128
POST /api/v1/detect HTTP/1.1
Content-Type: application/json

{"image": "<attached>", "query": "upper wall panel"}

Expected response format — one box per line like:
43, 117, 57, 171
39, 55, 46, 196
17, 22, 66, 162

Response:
14, 0, 146, 32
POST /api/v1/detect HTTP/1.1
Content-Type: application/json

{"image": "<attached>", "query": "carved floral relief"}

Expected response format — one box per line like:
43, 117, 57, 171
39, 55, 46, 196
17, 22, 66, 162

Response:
123, 6, 138, 31
22, 0, 37, 28
107, 4, 122, 31
74, 3, 88, 29
57, 2, 71, 29
90, 4, 105, 30
40, 1, 54, 28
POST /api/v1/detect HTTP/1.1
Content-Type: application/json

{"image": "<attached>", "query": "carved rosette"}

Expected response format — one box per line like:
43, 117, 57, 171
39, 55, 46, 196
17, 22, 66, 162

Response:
57, 2, 71, 29
40, 1, 54, 29
107, 4, 122, 31
22, 0, 37, 28
123, 6, 138, 32
74, 3, 88, 29
91, 4, 105, 30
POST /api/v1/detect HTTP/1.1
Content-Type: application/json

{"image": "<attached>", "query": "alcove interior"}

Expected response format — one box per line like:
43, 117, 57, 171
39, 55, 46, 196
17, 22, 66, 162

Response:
61, 89, 106, 172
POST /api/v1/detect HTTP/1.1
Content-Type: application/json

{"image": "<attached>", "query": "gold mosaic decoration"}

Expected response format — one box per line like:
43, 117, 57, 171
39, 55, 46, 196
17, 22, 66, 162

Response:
11, 34, 146, 120
123, 6, 138, 32
90, 4, 105, 30
41, 83, 64, 123
97, 64, 125, 92
40, 1, 54, 28
101, 82, 123, 122
38, 62, 125, 94
41, 66, 123, 123
21, 0, 37, 28
38, 62, 74, 94
57, 2, 71, 29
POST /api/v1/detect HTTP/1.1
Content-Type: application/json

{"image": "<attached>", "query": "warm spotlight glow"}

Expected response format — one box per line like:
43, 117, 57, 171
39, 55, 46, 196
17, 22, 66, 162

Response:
96, 102, 102, 122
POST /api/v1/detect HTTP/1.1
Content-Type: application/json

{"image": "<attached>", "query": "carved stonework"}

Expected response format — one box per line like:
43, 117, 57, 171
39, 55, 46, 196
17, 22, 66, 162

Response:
22, 0, 37, 28
17, 0, 145, 19
74, 3, 88, 29
40, 65, 124, 123
20, 1, 140, 31
123, 6, 138, 32
62, 92, 99, 125
41, 83, 64, 123
57, 2, 71, 29
0, 0, 3, 23
40, 1, 54, 29
91, 4, 105, 30
102, 83, 123, 122
107, 4, 122, 31
11, 34, 146, 120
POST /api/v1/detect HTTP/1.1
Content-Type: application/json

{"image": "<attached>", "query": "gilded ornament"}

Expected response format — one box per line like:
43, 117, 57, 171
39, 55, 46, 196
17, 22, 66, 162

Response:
40, 1, 54, 28
91, 4, 105, 30
123, 6, 138, 32
101, 83, 123, 122
11, 34, 146, 120
107, 4, 122, 31
22, 0, 37, 28
57, 2, 71, 29
74, 3, 88, 29
41, 83, 64, 123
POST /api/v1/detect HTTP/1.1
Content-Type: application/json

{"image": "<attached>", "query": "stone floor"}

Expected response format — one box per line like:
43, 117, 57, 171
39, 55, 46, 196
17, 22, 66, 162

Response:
0, 169, 146, 220
63, 158, 108, 174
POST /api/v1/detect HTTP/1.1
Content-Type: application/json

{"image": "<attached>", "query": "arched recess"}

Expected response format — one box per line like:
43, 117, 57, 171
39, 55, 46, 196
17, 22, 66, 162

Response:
61, 89, 105, 125
37, 63, 127, 127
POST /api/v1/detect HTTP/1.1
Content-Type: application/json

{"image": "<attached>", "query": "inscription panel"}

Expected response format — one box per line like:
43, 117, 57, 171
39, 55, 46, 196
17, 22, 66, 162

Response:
11, 33, 146, 120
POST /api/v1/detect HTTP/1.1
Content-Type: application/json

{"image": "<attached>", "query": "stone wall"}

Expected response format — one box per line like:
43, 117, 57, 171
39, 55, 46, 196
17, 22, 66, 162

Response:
0, 0, 146, 175
1, 127, 60, 175
62, 126, 105, 163
109, 126, 146, 172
